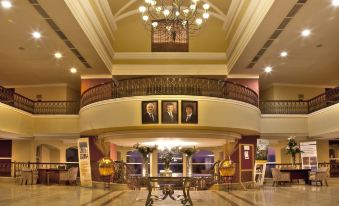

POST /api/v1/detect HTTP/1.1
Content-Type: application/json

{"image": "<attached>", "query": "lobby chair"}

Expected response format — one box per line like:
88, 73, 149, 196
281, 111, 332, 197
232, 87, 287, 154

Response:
59, 167, 78, 185
309, 167, 329, 186
271, 168, 290, 186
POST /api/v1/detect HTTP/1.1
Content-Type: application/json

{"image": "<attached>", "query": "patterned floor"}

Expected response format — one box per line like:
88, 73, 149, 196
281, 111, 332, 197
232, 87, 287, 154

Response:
0, 182, 339, 205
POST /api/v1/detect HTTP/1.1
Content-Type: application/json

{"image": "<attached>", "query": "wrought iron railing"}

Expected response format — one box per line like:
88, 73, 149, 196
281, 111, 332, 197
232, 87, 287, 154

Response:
0, 85, 79, 114
81, 76, 259, 108
260, 87, 339, 114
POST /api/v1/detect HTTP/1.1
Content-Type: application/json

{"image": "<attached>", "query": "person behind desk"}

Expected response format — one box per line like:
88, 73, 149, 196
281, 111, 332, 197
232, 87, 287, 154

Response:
182, 104, 197, 123
162, 103, 178, 123
143, 102, 158, 123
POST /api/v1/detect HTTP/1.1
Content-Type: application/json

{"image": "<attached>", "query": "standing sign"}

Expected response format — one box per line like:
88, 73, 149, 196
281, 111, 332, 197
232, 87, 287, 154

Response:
300, 141, 318, 171
78, 138, 92, 187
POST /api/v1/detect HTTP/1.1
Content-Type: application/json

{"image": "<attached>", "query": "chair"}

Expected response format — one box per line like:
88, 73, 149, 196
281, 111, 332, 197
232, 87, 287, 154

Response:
309, 167, 329, 186
271, 168, 290, 186
59, 167, 78, 185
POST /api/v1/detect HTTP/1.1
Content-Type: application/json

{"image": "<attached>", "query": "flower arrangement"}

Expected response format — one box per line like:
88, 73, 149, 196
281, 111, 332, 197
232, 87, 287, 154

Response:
133, 143, 157, 160
285, 137, 302, 165
180, 146, 198, 157
159, 147, 179, 170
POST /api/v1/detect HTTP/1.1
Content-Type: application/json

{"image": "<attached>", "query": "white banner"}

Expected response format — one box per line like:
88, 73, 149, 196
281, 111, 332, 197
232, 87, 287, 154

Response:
300, 141, 318, 171
78, 138, 92, 187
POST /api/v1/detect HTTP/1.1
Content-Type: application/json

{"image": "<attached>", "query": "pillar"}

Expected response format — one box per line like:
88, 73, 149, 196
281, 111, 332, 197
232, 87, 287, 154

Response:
150, 150, 158, 177
110, 143, 118, 161
183, 154, 187, 176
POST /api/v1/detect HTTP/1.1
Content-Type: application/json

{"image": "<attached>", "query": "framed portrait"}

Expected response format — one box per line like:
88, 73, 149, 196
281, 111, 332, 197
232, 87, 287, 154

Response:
161, 100, 179, 124
181, 101, 198, 124
142, 101, 159, 124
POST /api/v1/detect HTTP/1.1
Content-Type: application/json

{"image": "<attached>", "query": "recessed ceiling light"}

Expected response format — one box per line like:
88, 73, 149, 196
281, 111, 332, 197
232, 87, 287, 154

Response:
70, 67, 77, 74
332, 0, 339, 7
280, 51, 288, 57
264, 66, 272, 73
301, 29, 311, 37
32, 31, 41, 39
1, 0, 12, 9
54, 52, 62, 59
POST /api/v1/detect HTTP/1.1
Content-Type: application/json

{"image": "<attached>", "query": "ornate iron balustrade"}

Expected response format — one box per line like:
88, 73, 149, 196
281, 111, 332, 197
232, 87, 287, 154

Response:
260, 86, 339, 114
81, 77, 259, 108
0, 85, 79, 114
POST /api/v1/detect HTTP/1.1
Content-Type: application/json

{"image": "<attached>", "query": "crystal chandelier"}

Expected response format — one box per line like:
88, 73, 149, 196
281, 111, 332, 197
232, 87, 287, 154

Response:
138, 0, 210, 40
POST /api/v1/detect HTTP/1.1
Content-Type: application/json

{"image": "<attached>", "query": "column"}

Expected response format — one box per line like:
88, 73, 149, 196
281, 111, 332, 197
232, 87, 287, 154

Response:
150, 150, 158, 177
183, 154, 187, 176
110, 143, 118, 161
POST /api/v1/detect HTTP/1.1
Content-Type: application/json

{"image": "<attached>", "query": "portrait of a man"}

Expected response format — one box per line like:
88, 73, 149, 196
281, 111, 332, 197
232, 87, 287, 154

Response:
142, 101, 159, 124
162, 101, 178, 124
182, 101, 198, 124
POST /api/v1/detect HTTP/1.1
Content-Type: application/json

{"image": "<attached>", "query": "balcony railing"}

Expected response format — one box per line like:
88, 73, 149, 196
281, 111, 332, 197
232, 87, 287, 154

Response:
0, 85, 79, 115
81, 76, 259, 108
260, 87, 339, 114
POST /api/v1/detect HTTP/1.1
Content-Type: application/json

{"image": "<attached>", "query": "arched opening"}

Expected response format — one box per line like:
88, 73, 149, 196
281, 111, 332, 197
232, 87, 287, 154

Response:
192, 150, 214, 176
126, 151, 142, 175
66, 147, 79, 162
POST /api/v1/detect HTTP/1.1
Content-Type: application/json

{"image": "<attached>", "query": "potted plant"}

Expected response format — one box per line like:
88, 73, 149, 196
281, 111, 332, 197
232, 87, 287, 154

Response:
286, 137, 303, 166
133, 143, 157, 177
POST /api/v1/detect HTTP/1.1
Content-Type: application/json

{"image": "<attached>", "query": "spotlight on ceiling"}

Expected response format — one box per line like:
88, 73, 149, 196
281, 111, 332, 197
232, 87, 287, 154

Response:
32, 31, 41, 39
332, 0, 339, 7
70, 67, 77, 74
280, 51, 288, 57
1, 0, 12, 9
264, 66, 272, 73
54, 52, 63, 59
301, 29, 311, 37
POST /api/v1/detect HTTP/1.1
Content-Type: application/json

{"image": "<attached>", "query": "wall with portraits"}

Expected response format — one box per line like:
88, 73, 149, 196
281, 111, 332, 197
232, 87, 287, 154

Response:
79, 95, 261, 135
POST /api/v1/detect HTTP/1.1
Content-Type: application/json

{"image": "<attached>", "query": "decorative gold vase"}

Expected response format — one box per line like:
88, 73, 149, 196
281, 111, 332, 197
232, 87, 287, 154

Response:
98, 157, 114, 176
219, 160, 235, 177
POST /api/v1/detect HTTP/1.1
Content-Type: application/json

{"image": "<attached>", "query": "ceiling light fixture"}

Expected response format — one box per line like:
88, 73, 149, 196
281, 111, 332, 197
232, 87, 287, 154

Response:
264, 66, 272, 73
332, 0, 339, 7
32, 31, 41, 39
1, 0, 12, 9
301, 29, 311, 37
138, 0, 210, 38
280, 51, 288, 57
70, 67, 77, 74
54, 52, 62, 59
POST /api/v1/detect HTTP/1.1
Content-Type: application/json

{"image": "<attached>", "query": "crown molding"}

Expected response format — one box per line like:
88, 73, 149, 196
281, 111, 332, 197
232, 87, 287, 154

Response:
227, 74, 259, 79
223, 0, 245, 34
113, 52, 227, 61
64, 0, 114, 73
81, 74, 112, 80
272, 83, 336, 89
4, 83, 68, 89
226, 0, 274, 73
111, 64, 228, 75
93, 0, 117, 37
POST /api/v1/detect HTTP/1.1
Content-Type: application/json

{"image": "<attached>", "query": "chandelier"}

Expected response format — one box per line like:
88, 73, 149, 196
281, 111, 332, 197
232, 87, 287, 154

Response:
138, 0, 210, 40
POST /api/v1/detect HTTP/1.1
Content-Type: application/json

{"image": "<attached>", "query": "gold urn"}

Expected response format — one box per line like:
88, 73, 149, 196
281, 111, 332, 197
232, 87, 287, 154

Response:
98, 157, 114, 176
219, 160, 235, 177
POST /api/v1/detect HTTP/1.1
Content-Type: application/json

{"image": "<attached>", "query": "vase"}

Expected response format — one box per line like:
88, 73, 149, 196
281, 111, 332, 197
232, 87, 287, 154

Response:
291, 154, 296, 167
186, 156, 192, 177
142, 156, 149, 177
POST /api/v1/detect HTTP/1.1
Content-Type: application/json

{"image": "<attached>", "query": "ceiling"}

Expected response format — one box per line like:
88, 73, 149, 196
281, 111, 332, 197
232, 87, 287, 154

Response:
0, 0, 338, 92
232, 0, 339, 89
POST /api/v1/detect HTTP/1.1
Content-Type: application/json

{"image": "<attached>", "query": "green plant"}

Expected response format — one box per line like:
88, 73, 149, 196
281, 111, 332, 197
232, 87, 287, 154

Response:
159, 147, 178, 170
180, 146, 198, 157
133, 143, 157, 160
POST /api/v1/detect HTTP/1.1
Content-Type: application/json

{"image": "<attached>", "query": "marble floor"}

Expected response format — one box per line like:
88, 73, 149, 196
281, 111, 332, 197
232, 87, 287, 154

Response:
1, 182, 339, 206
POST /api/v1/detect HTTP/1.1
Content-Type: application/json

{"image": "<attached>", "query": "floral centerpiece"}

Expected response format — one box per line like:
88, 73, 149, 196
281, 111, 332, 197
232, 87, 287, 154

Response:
133, 143, 157, 177
286, 137, 302, 166
180, 147, 198, 177
159, 147, 179, 176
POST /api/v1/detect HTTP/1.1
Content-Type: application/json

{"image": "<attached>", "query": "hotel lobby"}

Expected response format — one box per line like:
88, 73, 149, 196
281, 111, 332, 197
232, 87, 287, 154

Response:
1, 0, 339, 205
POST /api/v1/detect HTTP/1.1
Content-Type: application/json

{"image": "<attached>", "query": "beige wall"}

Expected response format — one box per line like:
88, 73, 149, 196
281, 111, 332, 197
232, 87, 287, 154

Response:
308, 104, 339, 137
66, 86, 80, 101
317, 140, 329, 163
261, 115, 308, 137
260, 85, 325, 100
80, 96, 261, 134
14, 85, 68, 101
11, 140, 34, 162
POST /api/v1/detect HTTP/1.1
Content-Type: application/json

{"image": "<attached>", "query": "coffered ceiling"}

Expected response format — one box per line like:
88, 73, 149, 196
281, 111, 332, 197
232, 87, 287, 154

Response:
0, 0, 338, 91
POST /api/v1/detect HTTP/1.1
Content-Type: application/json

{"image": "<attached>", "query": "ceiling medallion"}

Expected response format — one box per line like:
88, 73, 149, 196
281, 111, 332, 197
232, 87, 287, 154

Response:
138, 0, 210, 41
